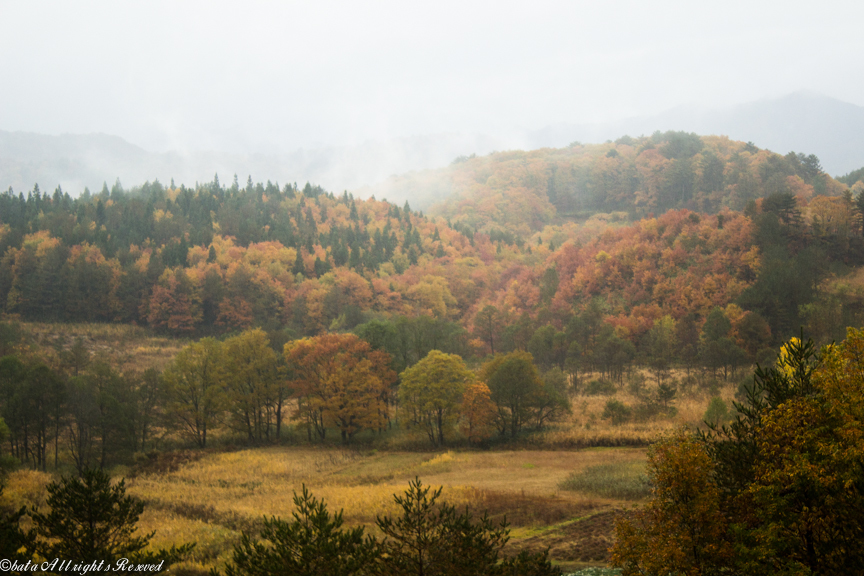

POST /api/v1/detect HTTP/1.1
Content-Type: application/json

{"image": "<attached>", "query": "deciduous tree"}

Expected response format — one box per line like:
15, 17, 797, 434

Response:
222, 329, 282, 442
161, 338, 226, 448
398, 350, 474, 447
285, 333, 394, 442
459, 382, 497, 444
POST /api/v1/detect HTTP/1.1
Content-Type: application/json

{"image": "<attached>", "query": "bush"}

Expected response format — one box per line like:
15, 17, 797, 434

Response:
632, 399, 661, 422
703, 397, 729, 427
601, 399, 632, 425
625, 373, 647, 398
678, 375, 698, 397
559, 461, 650, 500
700, 377, 721, 396
584, 379, 616, 396
0, 482, 34, 565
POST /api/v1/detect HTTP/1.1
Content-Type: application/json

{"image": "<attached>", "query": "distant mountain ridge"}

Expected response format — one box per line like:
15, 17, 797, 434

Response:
0, 130, 508, 200
2, 92, 863, 206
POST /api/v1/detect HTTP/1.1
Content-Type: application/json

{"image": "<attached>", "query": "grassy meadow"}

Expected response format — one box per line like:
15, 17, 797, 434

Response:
6, 447, 648, 573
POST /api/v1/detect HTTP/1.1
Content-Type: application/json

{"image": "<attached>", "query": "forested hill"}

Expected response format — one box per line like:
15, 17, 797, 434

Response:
365, 132, 851, 238
2, 133, 864, 374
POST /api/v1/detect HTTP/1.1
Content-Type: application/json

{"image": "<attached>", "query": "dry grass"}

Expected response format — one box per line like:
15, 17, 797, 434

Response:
537, 370, 743, 448
120, 446, 650, 569
1, 469, 53, 510
3, 444, 649, 571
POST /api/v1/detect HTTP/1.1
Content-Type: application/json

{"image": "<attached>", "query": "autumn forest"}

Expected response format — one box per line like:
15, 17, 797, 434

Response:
4, 131, 864, 574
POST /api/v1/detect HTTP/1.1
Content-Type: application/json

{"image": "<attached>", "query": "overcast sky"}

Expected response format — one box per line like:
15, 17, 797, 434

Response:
2, 0, 863, 154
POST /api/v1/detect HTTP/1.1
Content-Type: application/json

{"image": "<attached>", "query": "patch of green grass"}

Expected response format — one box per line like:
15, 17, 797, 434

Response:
558, 460, 650, 500
565, 568, 622, 576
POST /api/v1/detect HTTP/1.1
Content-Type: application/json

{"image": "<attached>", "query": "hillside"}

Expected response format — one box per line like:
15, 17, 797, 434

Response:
3, 133, 863, 365
366, 132, 849, 238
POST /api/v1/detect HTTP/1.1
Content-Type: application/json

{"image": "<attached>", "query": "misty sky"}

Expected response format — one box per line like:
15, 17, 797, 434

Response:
2, 0, 863, 154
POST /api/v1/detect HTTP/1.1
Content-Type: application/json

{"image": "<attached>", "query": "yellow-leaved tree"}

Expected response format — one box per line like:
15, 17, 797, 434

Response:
398, 350, 475, 447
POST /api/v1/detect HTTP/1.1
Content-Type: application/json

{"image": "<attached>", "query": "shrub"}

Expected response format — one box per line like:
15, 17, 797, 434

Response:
632, 399, 661, 422
584, 379, 616, 396
703, 397, 729, 427
625, 374, 647, 398
601, 399, 632, 425
0, 482, 34, 565
700, 377, 721, 396
678, 374, 698, 397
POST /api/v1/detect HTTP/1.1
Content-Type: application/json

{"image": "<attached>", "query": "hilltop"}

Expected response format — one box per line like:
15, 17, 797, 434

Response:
366, 131, 849, 238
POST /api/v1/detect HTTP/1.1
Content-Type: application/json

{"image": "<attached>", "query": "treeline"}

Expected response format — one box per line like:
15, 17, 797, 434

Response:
0, 178, 465, 332
0, 348, 159, 472
0, 327, 571, 472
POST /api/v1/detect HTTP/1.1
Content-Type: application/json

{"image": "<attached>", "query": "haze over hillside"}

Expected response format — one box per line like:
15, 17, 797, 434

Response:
3, 92, 864, 208
528, 92, 864, 176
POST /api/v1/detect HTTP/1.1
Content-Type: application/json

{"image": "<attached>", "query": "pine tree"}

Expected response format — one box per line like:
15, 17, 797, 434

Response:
31, 470, 192, 571
220, 486, 378, 576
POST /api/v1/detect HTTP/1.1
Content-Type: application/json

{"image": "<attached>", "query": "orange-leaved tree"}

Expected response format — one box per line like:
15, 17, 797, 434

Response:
284, 333, 395, 443
611, 430, 734, 575
459, 381, 497, 444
